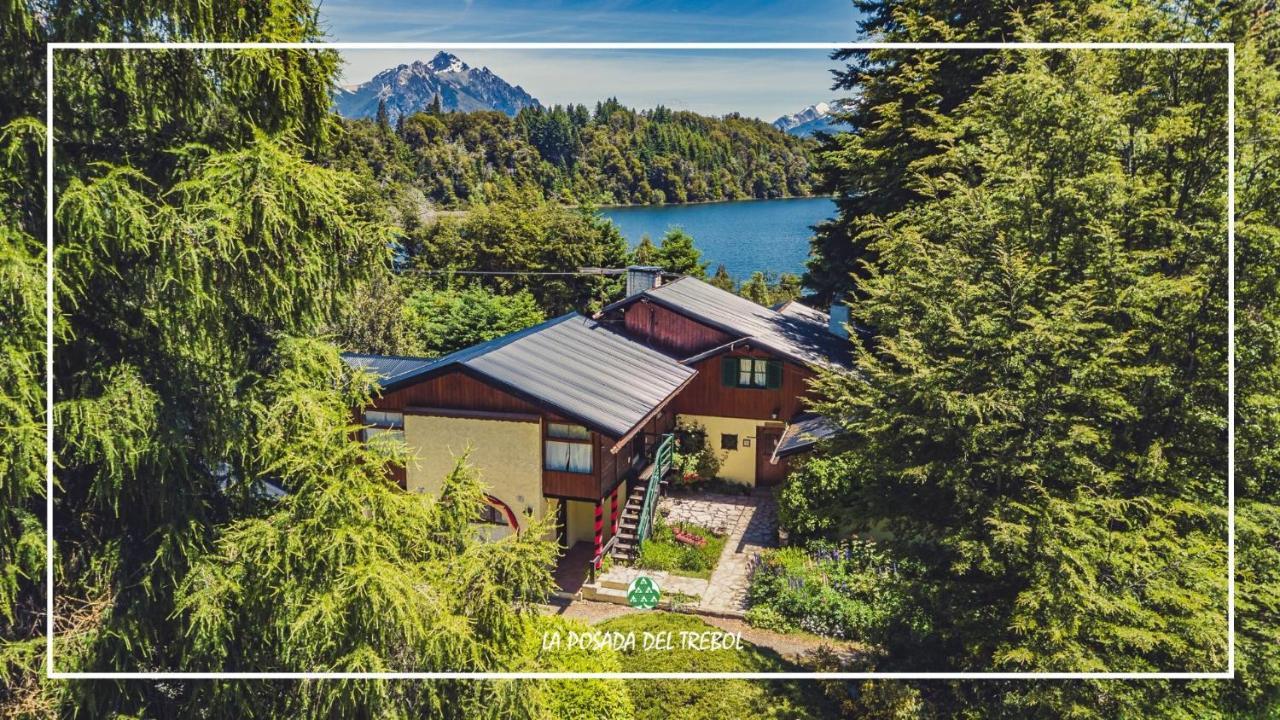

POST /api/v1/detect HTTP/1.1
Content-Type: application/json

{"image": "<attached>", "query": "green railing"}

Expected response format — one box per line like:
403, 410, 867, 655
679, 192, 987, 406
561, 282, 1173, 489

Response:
634, 433, 675, 555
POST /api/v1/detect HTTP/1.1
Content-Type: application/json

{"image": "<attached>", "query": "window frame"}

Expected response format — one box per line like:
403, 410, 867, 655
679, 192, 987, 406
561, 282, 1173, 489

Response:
543, 420, 594, 475
723, 356, 783, 390
361, 409, 405, 442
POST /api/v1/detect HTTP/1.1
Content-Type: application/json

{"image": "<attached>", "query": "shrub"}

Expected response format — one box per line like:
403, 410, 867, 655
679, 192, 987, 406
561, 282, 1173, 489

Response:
519, 616, 635, 720
596, 613, 837, 720
746, 539, 922, 643
673, 421, 722, 483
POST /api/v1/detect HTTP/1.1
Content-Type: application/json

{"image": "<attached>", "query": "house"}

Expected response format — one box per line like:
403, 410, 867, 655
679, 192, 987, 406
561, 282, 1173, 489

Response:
596, 271, 851, 486
343, 313, 694, 556
341, 267, 852, 573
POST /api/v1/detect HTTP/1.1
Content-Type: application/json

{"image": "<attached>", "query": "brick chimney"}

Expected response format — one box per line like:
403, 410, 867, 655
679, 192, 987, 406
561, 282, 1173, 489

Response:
626, 265, 663, 297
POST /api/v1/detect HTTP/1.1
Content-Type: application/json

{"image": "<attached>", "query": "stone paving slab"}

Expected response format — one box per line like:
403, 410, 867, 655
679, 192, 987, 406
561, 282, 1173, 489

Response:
661, 491, 779, 616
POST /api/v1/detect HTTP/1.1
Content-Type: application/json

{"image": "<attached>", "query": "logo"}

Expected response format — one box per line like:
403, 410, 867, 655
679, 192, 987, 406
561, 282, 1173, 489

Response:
627, 575, 661, 609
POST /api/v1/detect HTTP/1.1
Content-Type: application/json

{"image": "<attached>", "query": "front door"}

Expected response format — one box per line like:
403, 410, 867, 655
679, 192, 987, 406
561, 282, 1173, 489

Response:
755, 425, 787, 487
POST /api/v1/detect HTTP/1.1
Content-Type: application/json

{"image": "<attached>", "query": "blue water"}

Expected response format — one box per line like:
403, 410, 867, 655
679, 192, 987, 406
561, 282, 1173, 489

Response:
600, 196, 835, 282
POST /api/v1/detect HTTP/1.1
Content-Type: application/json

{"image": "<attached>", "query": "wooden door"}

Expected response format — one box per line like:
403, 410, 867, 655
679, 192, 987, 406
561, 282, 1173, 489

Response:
755, 425, 788, 487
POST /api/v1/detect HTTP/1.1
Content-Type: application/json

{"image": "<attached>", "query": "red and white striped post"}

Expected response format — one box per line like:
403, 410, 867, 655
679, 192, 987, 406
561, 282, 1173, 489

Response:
610, 488, 620, 538
593, 500, 604, 569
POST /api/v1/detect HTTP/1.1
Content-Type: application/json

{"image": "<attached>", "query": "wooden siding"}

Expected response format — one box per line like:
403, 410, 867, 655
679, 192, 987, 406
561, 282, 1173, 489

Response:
673, 349, 815, 421
621, 300, 733, 357
371, 368, 541, 415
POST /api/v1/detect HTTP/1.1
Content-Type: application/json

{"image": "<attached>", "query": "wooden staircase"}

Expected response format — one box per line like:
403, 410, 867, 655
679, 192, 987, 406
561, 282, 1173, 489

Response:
610, 482, 651, 562
609, 433, 675, 563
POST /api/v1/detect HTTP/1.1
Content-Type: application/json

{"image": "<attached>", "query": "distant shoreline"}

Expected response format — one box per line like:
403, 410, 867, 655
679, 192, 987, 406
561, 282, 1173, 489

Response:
579, 193, 833, 211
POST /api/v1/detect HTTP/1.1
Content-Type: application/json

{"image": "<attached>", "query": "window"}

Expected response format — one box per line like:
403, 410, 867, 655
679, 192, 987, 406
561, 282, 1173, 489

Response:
362, 410, 405, 443
544, 440, 593, 473
722, 357, 782, 389
547, 423, 590, 440
477, 503, 506, 525
363, 426, 405, 444
362, 410, 403, 428
721, 433, 738, 451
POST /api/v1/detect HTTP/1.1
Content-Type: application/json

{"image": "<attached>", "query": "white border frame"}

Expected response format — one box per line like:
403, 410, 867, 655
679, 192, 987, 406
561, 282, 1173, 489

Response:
45, 40, 1235, 681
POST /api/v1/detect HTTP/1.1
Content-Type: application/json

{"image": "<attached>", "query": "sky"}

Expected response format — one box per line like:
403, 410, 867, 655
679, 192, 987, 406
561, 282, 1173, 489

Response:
320, 0, 863, 120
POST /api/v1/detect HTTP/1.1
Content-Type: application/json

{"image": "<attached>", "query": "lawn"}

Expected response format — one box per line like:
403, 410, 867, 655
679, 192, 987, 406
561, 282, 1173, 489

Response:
634, 516, 725, 579
597, 613, 839, 720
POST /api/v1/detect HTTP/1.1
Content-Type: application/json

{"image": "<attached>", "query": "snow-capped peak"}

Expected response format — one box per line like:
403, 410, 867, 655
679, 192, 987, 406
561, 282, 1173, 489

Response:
772, 100, 852, 137
427, 51, 469, 74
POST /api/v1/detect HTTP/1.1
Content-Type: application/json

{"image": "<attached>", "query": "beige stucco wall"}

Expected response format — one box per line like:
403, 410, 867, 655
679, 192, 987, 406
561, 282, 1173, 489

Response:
562, 481, 627, 548
676, 414, 785, 486
403, 414, 544, 540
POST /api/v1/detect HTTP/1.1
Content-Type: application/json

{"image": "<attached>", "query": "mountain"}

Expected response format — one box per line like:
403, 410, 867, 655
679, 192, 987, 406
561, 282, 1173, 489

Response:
772, 101, 851, 137
333, 52, 541, 121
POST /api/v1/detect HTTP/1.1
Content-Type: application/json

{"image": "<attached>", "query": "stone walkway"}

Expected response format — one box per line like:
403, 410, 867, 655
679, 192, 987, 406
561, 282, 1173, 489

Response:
660, 491, 779, 616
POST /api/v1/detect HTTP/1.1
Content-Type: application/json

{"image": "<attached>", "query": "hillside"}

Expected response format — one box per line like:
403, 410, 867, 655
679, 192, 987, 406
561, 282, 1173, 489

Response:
327, 97, 820, 209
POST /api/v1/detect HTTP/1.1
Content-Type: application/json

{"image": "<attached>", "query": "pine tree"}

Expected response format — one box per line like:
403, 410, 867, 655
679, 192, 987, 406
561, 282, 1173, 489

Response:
41, 1, 560, 716
709, 264, 735, 292
376, 97, 391, 131
0, 2, 48, 712
789, 37, 1231, 679
655, 228, 709, 279
739, 272, 771, 305
429, 91, 443, 115
630, 234, 658, 265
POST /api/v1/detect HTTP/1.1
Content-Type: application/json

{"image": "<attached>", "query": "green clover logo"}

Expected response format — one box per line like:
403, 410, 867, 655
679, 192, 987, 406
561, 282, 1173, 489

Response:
627, 576, 661, 609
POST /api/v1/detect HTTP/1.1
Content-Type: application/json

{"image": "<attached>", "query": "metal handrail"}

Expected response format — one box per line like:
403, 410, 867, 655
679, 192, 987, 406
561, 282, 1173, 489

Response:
634, 433, 675, 556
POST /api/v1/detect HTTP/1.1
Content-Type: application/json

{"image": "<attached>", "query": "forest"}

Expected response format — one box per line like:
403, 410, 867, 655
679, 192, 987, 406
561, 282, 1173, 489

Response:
0, 0, 1278, 718
327, 98, 819, 212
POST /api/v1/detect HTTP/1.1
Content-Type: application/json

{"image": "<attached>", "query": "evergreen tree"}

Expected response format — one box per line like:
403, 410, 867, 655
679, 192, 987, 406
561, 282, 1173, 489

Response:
376, 97, 391, 131
739, 272, 772, 305
174, 340, 555, 714
789, 35, 1230, 681
805, 0, 1097, 302
709, 264, 736, 292
631, 234, 659, 265
655, 228, 709, 279
0, 1, 48, 712
37, 1, 559, 716
402, 284, 546, 356
429, 91, 443, 115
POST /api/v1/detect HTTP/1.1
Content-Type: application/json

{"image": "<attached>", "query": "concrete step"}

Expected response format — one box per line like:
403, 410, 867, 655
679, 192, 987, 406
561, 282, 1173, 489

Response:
582, 584, 630, 606
600, 576, 632, 591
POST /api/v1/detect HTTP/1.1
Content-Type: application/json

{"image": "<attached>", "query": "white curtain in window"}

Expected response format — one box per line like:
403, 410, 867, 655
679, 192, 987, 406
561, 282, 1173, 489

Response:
544, 441, 591, 473
569, 442, 592, 473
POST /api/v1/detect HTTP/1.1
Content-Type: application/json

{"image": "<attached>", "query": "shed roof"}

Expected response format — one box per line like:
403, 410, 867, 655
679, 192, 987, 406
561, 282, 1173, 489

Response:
342, 313, 696, 439
606, 277, 852, 369
771, 413, 841, 461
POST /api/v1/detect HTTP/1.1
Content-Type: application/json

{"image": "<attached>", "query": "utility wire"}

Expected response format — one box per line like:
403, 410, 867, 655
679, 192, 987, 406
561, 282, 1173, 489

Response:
403, 267, 682, 278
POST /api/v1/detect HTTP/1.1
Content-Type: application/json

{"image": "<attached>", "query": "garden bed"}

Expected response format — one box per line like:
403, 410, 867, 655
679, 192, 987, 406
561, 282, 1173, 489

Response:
634, 516, 726, 579
745, 539, 922, 642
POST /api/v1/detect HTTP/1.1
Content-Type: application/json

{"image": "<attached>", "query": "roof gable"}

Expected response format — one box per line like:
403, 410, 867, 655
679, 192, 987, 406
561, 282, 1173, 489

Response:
608, 277, 852, 369
343, 314, 696, 438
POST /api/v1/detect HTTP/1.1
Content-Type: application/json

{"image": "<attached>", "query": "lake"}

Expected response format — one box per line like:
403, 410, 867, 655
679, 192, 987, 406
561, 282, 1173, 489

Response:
599, 196, 836, 281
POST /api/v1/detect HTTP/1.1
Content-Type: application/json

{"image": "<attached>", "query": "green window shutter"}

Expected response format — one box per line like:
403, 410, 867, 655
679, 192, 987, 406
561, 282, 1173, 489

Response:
721, 357, 738, 386
765, 360, 783, 389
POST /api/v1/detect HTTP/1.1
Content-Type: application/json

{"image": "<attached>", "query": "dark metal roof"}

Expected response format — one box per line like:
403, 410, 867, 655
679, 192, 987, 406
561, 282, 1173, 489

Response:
342, 314, 696, 439
775, 299, 830, 328
611, 277, 853, 369
772, 413, 841, 461
342, 353, 438, 386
